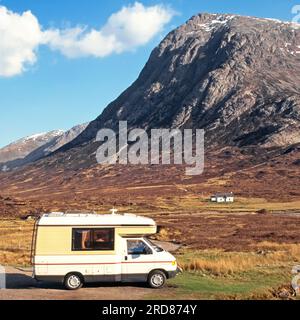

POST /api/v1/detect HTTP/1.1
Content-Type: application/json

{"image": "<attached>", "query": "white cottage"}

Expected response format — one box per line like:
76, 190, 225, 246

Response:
210, 193, 234, 203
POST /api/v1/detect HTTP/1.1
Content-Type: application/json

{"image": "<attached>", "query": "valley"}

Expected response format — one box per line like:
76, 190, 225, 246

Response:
0, 12, 300, 300
0, 211, 299, 300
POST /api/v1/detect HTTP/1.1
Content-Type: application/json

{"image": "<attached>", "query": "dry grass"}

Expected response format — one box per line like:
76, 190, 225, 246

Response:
251, 241, 300, 261
177, 243, 300, 275
0, 215, 300, 276
200, 197, 300, 213
155, 227, 182, 241
141, 193, 300, 214
156, 228, 171, 241
180, 254, 260, 274
0, 219, 34, 266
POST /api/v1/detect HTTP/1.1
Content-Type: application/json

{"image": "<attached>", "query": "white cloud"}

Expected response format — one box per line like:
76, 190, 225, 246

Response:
42, 27, 120, 58
103, 2, 174, 50
0, 6, 43, 77
44, 2, 175, 58
0, 3, 175, 77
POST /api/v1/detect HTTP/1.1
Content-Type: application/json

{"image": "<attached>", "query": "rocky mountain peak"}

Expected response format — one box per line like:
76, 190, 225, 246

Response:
5, 13, 300, 168
62, 13, 299, 152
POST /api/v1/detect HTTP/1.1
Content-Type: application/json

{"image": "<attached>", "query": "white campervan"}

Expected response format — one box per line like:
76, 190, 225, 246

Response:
31, 211, 180, 290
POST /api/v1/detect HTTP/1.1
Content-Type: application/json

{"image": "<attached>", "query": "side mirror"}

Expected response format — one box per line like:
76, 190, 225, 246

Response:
145, 247, 153, 255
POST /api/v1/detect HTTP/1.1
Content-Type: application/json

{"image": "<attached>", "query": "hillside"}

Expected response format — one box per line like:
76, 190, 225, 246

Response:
0, 13, 300, 215
0, 123, 89, 171
0, 131, 63, 168
60, 13, 300, 155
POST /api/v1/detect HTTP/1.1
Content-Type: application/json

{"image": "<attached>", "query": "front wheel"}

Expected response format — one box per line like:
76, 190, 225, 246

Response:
64, 273, 83, 290
148, 270, 166, 289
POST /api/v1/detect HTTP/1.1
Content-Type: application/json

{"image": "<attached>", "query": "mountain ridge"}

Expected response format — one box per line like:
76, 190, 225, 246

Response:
0, 12, 300, 214
56, 13, 300, 155
0, 130, 64, 165
0, 123, 89, 171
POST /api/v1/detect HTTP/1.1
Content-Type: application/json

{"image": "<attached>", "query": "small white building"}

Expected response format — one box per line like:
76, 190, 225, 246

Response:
210, 193, 234, 203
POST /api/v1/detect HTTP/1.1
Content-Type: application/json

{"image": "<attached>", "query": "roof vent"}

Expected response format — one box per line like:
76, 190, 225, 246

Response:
110, 208, 118, 215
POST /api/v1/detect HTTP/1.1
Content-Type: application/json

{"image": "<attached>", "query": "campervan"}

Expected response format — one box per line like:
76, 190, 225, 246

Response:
31, 210, 180, 290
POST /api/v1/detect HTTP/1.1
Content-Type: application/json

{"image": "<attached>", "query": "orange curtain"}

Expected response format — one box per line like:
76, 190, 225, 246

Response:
81, 231, 90, 249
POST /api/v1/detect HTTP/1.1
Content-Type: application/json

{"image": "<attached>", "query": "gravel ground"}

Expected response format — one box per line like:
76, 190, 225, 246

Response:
0, 266, 159, 300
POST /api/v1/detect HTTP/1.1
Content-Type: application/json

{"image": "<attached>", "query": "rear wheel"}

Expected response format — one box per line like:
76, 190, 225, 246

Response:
148, 270, 166, 289
64, 273, 83, 290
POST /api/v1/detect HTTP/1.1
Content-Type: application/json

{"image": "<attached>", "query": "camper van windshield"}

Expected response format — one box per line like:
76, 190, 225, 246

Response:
144, 238, 164, 252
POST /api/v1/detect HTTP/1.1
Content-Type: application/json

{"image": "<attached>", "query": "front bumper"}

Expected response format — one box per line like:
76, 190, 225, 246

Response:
167, 267, 183, 279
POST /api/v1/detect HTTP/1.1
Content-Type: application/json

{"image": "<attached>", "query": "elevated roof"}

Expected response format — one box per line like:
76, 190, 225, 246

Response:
38, 212, 156, 227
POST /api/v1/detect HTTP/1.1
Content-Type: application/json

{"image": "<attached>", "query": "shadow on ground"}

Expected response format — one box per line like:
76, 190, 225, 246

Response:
5, 273, 148, 290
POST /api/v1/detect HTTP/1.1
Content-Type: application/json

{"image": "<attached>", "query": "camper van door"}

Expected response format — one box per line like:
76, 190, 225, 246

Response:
122, 238, 154, 281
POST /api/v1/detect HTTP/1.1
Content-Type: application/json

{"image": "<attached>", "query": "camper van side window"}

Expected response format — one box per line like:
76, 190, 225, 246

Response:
93, 229, 114, 250
72, 228, 114, 251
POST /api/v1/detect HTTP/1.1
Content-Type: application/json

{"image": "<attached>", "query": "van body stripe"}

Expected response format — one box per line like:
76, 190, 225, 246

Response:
33, 261, 173, 266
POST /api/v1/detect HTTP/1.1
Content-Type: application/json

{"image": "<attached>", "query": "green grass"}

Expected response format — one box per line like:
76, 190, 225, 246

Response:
147, 269, 290, 300
146, 248, 297, 300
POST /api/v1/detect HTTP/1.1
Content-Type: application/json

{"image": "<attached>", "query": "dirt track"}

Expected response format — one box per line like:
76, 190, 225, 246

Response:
0, 267, 160, 300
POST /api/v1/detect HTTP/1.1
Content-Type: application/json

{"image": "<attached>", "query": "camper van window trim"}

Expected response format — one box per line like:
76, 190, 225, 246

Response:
144, 238, 164, 252
72, 228, 115, 251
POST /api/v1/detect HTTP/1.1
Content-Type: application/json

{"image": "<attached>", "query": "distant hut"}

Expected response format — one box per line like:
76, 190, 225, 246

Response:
210, 192, 234, 203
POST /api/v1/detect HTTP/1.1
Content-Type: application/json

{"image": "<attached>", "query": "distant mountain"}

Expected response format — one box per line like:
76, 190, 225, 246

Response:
0, 131, 63, 165
0, 123, 89, 171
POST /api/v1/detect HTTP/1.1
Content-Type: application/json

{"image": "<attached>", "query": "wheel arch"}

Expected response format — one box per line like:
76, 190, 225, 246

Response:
148, 268, 169, 279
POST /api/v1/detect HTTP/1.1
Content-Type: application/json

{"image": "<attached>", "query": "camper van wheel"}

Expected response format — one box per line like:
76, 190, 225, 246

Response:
148, 270, 166, 289
64, 273, 83, 290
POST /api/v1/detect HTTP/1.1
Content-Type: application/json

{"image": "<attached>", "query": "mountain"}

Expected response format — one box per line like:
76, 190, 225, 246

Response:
1, 13, 300, 215
60, 13, 300, 156
0, 123, 89, 171
0, 131, 63, 168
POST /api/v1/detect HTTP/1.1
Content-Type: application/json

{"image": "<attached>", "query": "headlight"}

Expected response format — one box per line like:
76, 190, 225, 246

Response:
172, 260, 177, 266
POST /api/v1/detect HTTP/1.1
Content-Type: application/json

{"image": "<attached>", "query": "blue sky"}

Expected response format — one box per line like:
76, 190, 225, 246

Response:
0, 0, 299, 147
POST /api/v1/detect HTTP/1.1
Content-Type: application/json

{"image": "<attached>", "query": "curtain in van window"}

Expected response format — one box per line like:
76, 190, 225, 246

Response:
81, 230, 91, 249
72, 228, 114, 251
73, 229, 92, 250
93, 229, 114, 250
